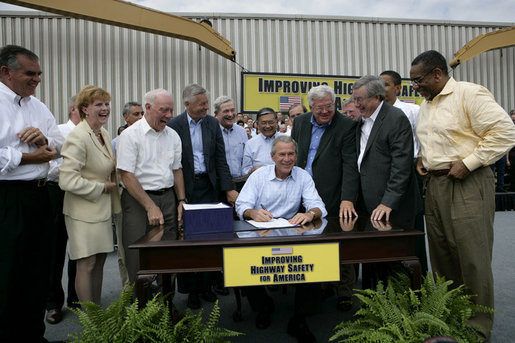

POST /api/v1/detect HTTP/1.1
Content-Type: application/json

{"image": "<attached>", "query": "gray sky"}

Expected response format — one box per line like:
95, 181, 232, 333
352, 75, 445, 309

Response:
0, 0, 514, 23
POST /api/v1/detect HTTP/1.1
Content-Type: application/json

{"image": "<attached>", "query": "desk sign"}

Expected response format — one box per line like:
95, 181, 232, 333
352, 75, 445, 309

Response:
223, 243, 340, 287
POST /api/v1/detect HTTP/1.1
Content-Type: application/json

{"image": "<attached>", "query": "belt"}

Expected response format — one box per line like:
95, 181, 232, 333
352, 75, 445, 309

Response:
427, 169, 450, 177
194, 173, 208, 180
0, 178, 47, 187
145, 187, 173, 195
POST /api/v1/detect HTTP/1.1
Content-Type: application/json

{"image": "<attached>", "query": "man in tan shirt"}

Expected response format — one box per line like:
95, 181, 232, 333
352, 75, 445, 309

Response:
410, 50, 515, 342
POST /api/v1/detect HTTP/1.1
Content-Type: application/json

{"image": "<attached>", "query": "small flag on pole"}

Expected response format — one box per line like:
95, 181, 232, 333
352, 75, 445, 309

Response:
272, 247, 293, 255
279, 96, 302, 111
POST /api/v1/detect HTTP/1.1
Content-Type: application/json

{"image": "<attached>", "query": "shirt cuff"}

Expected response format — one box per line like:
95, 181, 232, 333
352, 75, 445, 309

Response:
462, 154, 482, 172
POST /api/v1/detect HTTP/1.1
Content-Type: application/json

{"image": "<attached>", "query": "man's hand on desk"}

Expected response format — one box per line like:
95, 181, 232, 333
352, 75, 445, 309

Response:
370, 204, 392, 222
244, 209, 273, 222
288, 212, 313, 226
339, 200, 358, 218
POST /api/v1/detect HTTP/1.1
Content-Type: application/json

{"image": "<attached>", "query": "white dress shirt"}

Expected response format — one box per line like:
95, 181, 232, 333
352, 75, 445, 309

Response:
393, 98, 420, 158
357, 101, 383, 171
0, 81, 63, 180
47, 120, 76, 182
117, 115, 182, 190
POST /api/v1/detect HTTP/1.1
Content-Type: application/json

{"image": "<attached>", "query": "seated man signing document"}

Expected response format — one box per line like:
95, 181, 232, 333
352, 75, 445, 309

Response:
236, 135, 327, 225
235, 135, 327, 342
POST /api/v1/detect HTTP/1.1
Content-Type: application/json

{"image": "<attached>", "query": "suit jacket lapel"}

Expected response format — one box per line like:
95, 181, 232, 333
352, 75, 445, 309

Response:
80, 121, 111, 160
180, 112, 194, 168
356, 119, 362, 154
363, 105, 386, 158
314, 112, 338, 163
201, 117, 211, 170
297, 114, 313, 168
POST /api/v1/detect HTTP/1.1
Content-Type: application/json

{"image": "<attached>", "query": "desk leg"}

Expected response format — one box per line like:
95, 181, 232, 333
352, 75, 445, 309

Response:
401, 259, 421, 289
135, 276, 149, 309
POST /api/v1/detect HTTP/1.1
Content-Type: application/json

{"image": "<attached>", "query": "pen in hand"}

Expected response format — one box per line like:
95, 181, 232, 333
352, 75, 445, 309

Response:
260, 204, 274, 221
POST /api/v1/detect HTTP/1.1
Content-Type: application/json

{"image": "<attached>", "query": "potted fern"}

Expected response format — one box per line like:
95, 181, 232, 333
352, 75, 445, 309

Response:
330, 273, 493, 343
67, 285, 243, 342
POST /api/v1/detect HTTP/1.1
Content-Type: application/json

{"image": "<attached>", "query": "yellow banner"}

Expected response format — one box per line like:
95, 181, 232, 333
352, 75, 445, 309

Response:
241, 72, 423, 113
223, 242, 340, 287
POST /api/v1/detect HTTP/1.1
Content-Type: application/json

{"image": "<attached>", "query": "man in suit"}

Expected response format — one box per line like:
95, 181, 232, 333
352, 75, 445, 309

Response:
168, 83, 237, 309
291, 84, 359, 312
353, 75, 422, 287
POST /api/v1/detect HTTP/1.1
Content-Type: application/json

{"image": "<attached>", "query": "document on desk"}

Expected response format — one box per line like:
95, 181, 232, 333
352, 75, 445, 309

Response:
246, 218, 301, 229
182, 202, 231, 210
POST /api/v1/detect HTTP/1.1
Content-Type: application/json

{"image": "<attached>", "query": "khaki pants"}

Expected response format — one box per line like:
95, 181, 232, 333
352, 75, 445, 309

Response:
425, 166, 495, 340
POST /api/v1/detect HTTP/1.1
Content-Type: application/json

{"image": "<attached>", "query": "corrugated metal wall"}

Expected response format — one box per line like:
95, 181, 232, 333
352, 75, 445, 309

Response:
1, 11, 513, 137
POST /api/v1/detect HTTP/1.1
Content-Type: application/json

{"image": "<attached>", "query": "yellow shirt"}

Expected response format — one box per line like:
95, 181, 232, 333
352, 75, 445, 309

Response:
417, 77, 515, 171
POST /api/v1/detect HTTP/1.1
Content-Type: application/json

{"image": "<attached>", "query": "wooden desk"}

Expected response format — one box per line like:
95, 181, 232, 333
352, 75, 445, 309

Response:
130, 217, 423, 306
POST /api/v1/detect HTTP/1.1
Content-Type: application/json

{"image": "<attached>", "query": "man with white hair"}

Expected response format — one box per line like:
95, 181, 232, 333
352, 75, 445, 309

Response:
117, 88, 186, 284
291, 84, 359, 312
213, 95, 248, 191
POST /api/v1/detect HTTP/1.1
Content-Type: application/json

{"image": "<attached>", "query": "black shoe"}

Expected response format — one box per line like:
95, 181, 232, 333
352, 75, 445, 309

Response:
336, 296, 353, 312
187, 293, 201, 309
287, 316, 316, 343
200, 289, 217, 302
213, 284, 230, 296
45, 308, 63, 324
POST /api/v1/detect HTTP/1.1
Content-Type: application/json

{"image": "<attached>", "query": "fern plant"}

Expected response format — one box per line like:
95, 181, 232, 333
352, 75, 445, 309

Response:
68, 285, 243, 343
330, 272, 493, 343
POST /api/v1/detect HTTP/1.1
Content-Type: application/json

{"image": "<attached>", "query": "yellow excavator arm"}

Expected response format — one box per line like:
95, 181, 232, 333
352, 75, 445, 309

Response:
0, 0, 236, 61
450, 26, 514, 68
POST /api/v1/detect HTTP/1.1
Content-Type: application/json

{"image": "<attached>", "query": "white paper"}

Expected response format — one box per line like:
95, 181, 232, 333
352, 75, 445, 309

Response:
182, 202, 231, 210
246, 217, 300, 229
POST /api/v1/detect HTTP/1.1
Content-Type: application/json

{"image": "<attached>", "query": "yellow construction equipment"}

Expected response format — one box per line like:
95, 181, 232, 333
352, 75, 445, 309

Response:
0, 0, 236, 61
450, 26, 514, 68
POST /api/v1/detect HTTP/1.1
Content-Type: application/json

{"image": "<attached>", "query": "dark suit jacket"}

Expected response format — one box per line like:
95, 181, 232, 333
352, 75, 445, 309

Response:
291, 111, 359, 216
357, 102, 422, 228
168, 112, 233, 201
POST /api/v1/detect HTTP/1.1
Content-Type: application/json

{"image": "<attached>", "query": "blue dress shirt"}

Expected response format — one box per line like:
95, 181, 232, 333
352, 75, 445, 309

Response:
236, 164, 327, 220
187, 112, 206, 174
305, 115, 331, 176
220, 124, 248, 178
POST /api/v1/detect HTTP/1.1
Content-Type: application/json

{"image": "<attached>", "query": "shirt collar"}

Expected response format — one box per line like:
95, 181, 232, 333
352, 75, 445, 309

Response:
436, 77, 457, 98
187, 111, 203, 126
0, 81, 31, 106
140, 115, 166, 135
361, 101, 383, 124
310, 114, 331, 128
260, 132, 278, 141
220, 123, 234, 133
265, 164, 297, 181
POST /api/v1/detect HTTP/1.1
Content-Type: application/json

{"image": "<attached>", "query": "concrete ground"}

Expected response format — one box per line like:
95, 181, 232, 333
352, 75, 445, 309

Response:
44, 211, 515, 342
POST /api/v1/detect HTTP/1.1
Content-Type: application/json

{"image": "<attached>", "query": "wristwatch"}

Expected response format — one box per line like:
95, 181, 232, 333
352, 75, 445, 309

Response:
178, 198, 188, 203
308, 210, 317, 220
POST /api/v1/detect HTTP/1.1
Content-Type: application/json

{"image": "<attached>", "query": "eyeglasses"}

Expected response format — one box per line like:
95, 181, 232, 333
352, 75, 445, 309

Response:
312, 103, 335, 112
410, 68, 435, 86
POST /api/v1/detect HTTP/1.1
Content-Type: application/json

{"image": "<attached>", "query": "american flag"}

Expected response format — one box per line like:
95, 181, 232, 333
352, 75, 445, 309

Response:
279, 96, 302, 111
272, 247, 293, 255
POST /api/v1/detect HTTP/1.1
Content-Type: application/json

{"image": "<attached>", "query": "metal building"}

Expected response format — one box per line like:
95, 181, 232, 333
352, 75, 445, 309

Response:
1, 10, 513, 136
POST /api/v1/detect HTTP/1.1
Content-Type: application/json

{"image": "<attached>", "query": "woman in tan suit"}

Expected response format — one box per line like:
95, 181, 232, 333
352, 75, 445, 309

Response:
59, 85, 121, 305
